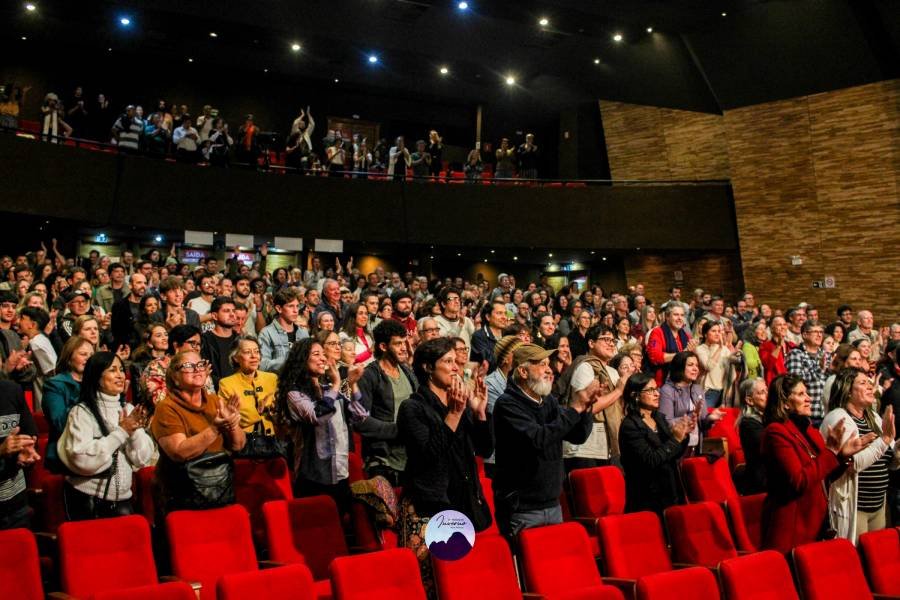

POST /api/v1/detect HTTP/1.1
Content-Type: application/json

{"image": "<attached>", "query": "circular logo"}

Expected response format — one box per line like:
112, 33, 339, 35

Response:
424, 510, 475, 561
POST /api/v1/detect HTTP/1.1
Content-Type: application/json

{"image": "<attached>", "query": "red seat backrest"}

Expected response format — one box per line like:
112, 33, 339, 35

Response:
793, 538, 873, 600
89, 582, 197, 600
329, 548, 426, 600
477, 476, 500, 536
59, 515, 158, 597
520, 522, 603, 596
682, 456, 758, 550
233, 458, 293, 547
719, 550, 799, 600
263, 496, 348, 580
859, 528, 900, 596
636, 566, 719, 600
570, 467, 626, 518
25, 434, 66, 531
597, 512, 672, 580
0, 528, 44, 600
217, 564, 316, 600
134, 466, 156, 525
664, 502, 737, 567
432, 533, 520, 600
166, 505, 258, 600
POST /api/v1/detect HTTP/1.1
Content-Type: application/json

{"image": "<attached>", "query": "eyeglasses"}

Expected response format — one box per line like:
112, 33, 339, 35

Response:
240, 349, 261, 356
446, 296, 461, 303
184, 340, 201, 348
325, 341, 342, 347
640, 387, 660, 395
596, 336, 616, 344
421, 327, 440, 334
455, 346, 469, 353
177, 360, 211, 373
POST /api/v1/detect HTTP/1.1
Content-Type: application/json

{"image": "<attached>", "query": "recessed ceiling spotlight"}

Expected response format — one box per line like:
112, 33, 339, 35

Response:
721, 12, 727, 17
119, 16, 131, 26
548, 252, 553, 258
20, 36, 27, 40
593, 57, 600, 64
490, 249, 495, 254
538, 17, 549, 27
613, 33, 623, 42
513, 256, 518, 261
457, 1, 468, 10
457, 252, 462, 257
334, 78, 340, 83
209, 32, 218, 38
646, 27, 653, 33
368, 54, 379, 64
505, 75, 516, 86
107, 47, 112, 52
24, 2, 36, 12
187, 57, 193, 63
602, 256, 607, 261
263, 68, 268, 73
439, 66, 449, 75
291, 42, 301, 52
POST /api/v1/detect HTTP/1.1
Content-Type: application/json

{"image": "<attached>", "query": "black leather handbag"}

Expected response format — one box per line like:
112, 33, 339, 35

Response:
235, 421, 288, 460
170, 451, 235, 510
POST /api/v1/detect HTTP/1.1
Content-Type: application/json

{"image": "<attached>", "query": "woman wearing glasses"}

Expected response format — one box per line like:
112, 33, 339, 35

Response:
217, 336, 278, 434
150, 350, 246, 516
139, 325, 208, 410
619, 372, 695, 514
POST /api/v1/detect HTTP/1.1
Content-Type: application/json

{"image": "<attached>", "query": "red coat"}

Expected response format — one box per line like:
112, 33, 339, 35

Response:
759, 340, 791, 385
760, 418, 842, 554
646, 326, 690, 387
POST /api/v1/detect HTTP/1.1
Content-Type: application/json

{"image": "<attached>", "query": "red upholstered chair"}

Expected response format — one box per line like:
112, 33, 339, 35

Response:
58, 515, 158, 598
134, 466, 156, 525
597, 512, 672, 581
478, 476, 500, 536
792, 538, 874, 600
0, 528, 44, 600
663, 502, 737, 567
718, 550, 799, 600
217, 564, 316, 600
166, 504, 258, 600
635, 566, 719, 600
680, 456, 763, 551
233, 457, 293, 547
329, 548, 426, 600
570, 467, 626, 519
519, 522, 625, 600
432, 532, 520, 600
89, 582, 197, 600
25, 434, 66, 531
859, 528, 900, 596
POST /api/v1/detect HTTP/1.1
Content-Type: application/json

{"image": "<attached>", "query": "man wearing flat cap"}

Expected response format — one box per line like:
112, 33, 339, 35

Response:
492, 343, 599, 541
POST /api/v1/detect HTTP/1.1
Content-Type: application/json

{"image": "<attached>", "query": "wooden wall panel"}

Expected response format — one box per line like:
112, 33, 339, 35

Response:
623, 252, 745, 308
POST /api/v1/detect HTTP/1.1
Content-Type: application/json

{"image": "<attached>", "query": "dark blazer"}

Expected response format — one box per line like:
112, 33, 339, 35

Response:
760, 417, 842, 554
619, 411, 689, 515
111, 296, 139, 350
738, 416, 767, 494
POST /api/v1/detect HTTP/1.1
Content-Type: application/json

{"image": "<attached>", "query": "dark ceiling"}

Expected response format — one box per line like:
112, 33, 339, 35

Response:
3, 0, 898, 114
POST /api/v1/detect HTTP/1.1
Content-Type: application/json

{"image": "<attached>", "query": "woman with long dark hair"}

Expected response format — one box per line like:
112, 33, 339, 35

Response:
658, 351, 726, 457
58, 352, 155, 520
339, 302, 375, 366
275, 338, 366, 513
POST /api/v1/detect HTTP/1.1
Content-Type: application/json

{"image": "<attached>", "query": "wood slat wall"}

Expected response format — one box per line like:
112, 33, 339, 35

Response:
623, 252, 745, 311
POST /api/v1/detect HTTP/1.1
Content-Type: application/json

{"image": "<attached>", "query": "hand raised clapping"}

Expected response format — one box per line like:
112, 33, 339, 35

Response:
213, 395, 241, 432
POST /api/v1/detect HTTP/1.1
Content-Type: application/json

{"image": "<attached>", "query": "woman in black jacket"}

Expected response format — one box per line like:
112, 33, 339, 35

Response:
619, 372, 693, 514
397, 337, 492, 599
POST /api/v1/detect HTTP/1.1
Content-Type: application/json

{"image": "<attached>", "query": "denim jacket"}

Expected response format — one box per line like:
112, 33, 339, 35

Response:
259, 319, 308, 373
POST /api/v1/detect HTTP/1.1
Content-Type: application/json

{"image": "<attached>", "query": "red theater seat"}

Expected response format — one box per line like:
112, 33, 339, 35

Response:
0, 528, 44, 600
217, 564, 316, 600
793, 538, 874, 600
89, 582, 197, 600
519, 522, 624, 600
234, 457, 293, 546
570, 466, 626, 520
263, 496, 348, 580
329, 548, 426, 600
58, 515, 158, 598
25, 434, 66, 531
597, 512, 671, 581
719, 550, 799, 600
635, 566, 719, 600
663, 502, 737, 568
432, 533, 520, 600
858, 528, 900, 596
166, 504, 258, 600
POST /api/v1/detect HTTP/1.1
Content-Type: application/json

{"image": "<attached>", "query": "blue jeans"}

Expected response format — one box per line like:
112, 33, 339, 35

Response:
501, 504, 563, 542
705, 389, 724, 408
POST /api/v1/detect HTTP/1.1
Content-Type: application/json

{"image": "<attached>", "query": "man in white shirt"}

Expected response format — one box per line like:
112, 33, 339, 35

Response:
173, 115, 200, 163
18, 307, 57, 411
433, 287, 475, 352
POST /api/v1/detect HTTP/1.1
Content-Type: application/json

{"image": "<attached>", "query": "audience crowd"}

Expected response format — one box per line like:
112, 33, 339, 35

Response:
1, 240, 899, 596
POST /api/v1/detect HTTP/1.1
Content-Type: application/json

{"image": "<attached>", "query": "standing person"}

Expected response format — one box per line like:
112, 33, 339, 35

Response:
388, 136, 411, 181
695, 321, 742, 408
112, 105, 142, 154
0, 290, 37, 387
356, 320, 417, 486
463, 148, 483, 182
483, 336, 524, 478
821, 369, 897, 542
658, 351, 726, 457
111, 272, 147, 351
517, 133, 539, 179
57, 352, 155, 520
410, 140, 431, 179
217, 337, 278, 435
326, 137, 348, 177
237, 114, 259, 167
259, 288, 307, 373
0, 379, 40, 529
275, 338, 366, 513
619, 373, 694, 514
433, 287, 475, 351
495, 138, 516, 179
19, 307, 57, 410
742, 319, 769, 380
339, 303, 375, 366
760, 316, 791, 385
42, 336, 94, 473
760, 374, 874, 553
647, 305, 697, 387
200, 297, 239, 390
786, 322, 829, 425
172, 115, 200, 163
492, 344, 596, 541
427, 130, 443, 178
396, 337, 493, 597
736, 377, 768, 494
471, 299, 508, 369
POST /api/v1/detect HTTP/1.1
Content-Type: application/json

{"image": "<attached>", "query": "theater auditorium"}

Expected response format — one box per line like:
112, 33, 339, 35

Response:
1, 1, 899, 598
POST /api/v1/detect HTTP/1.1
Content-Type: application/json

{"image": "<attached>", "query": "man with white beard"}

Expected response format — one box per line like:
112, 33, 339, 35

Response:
492, 343, 599, 542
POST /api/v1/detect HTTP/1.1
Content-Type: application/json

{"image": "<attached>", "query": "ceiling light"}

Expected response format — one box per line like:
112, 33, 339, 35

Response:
483, 259, 488, 263
505, 75, 516, 86
291, 42, 301, 52
457, 252, 462, 257
548, 253, 553, 258
368, 54, 379, 64
24, 2, 36, 12
264, 68, 269, 73
490, 249, 495, 253
590, 251, 595, 255
439, 66, 449, 75
457, 1, 468, 10
20, 36, 27, 40
602, 257, 607, 261
613, 33, 623, 42
154, 235, 164, 243
187, 57, 193, 63
593, 57, 600, 64
119, 17, 131, 26
646, 27, 653, 33
538, 17, 549, 27
334, 78, 340, 83
721, 12, 727, 17
209, 32, 218, 38
513, 256, 518, 261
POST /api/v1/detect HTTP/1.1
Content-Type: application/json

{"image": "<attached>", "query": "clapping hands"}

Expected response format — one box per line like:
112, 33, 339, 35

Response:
213, 395, 241, 432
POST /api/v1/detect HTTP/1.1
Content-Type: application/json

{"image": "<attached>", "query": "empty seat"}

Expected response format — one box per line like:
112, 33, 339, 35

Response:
89, 582, 197, 600
432, 533, 520, 600
25, 434, 66, 531
263, 496, 348, 578
635, 566, 719, 600
59, 515, 159, 597
858, 527, 900, 596
329, 548, 426, 600
234, 457, 293, 546
218, 564, 316, 600
793, 538, 874, 600
681, 456, 762, 551
597, 512, 671, 581
167, 504, 258, 600
663, 502, 737, 567
570, 467, 626, 520
519, 522, 624, 600
0, 528, 44, 600
719, 550, 799, 600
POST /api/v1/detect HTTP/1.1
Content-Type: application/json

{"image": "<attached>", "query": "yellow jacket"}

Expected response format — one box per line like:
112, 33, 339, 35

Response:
217, 370, 279, 434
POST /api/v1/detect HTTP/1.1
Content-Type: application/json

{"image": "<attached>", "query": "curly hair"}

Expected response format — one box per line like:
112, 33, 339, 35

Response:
275, 338, 321, 426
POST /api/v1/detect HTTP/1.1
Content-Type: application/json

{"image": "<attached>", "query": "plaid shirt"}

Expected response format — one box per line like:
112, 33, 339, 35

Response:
786, 346, 827, 419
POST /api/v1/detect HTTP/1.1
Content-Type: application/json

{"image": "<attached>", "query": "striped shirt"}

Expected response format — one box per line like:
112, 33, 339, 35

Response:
853, 415, 891, 512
